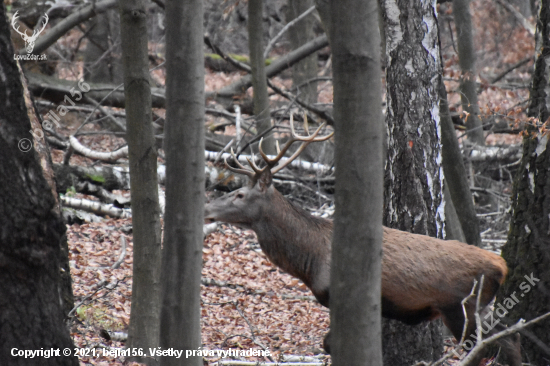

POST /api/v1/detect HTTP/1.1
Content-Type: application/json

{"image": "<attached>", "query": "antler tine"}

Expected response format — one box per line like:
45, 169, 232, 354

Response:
224, 148, 256, 180
258, 113, 303, 168
34, 14, 48, 36
264, 113, 334, 175
11, 11, 27, 36
246, 155, 268, 175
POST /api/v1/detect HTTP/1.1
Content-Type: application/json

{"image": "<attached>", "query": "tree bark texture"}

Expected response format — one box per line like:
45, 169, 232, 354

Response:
248, 0, 275, 154
119, 0, 162, 360
498, 1, 550, 363
330, 0, 384, 365
286, 0, 318, 105
452, 0, 484, 146
160, 0, 205, 365
379, 0, 445, 363
0, 5, 77, 365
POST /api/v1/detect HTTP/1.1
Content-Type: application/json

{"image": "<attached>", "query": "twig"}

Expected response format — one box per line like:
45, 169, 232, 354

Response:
263, 5, 316, 58
111, 236, 127, 269
491, 56, 534, 84
82, 96, 126, 132
459, 312, 550, 365
266, 80, 335, 125
473, 275, 485, 349
494, 0, 536, 36
75, 83, 125, 135
459, 279, 478, 345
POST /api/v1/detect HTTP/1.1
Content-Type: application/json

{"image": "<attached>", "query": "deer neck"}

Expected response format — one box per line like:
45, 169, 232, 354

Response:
250, 190, 332, 288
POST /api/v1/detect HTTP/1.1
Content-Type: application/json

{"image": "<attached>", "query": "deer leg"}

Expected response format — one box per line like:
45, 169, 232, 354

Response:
482, 315, 522, 366
441, 304, 521, 366
440, 303, 484, 366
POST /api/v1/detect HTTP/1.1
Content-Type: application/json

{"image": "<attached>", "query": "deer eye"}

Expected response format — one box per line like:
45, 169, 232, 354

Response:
236, 193, 244, 199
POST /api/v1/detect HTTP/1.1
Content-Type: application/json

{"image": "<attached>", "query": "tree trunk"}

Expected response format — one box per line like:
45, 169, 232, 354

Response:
378, 0, 444, 363
498, 1, 550, 363
452, 0, 484, 146
119, 0, 162, 362
84, 10, 123, 84
160, 0, 205, 364
330, 0, 384, 365
286, 0, 318, 105
18, 60, 75, 316
0, 5, 77, 364
248, 0, 275, 154
438, 65, 481, 246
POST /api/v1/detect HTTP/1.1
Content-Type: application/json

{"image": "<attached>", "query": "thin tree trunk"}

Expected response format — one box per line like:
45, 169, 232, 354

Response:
248, 0, 275, 154
287, 0, 318, 105
330, 1, 384, 365
452, 0, 484, 146
84, 10, 123, 84
439, 67, 481, 246
0, 4, 77, 364
160, 0, 205, 364
119, 0, 162, 362
498, 1, 550, 363
378, 0, 444, 363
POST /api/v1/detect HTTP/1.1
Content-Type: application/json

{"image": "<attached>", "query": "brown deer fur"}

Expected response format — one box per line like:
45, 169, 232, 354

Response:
204, 117, 521, 364
205, 170, 522, 365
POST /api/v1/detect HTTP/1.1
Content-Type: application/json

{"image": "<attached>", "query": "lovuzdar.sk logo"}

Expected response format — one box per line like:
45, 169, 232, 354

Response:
11, 11, 48, 54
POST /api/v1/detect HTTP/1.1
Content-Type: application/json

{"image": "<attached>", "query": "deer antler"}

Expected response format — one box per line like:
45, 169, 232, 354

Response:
31, 13, 49, 40
259, 113, 333, 174
11, 11, 28, 37
225, 113, 333, 180
224, 147, 268, 180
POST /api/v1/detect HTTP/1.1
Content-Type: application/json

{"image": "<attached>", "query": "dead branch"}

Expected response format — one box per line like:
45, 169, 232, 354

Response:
207, 35, 329, 104
28, 0, 118, 55
60, 196, 131, 218
205, 151, 333, 174
25, 72, 166, 109
111, 236, 127, 269
69, 136, 128, 162
465, 144, 522, 162
264, 5, 316, 58
459, 312, 550, 365
491, 56, 534, 84
266, 79, 335, 125
494, 0, 535, 36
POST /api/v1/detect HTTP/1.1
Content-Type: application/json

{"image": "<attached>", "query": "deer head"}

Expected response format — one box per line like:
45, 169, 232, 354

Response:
205, 114, 334, 229
12, 11, 48, 54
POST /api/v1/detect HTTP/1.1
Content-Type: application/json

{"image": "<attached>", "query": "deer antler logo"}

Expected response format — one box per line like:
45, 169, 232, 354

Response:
11, 11, 48, 54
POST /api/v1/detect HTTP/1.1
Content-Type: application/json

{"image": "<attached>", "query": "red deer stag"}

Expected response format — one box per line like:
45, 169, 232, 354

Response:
204, 115, 521, 365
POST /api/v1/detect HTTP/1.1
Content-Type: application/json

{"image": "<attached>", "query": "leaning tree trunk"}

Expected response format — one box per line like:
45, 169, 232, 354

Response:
0, 5, 77, 365
330, 0, 384, 365
498, 1, 550, 363
248, 0, 275, 154
119, 0, 162, 362
438, 48, 481, 246
378, 0, 444, 363
159, 0, 205, 365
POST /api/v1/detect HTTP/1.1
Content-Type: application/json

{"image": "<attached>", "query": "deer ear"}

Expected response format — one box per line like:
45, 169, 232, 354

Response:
257, 170, 273, 192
